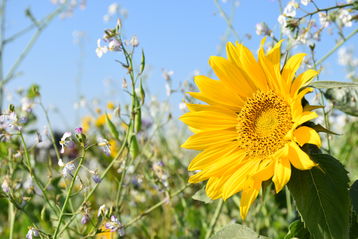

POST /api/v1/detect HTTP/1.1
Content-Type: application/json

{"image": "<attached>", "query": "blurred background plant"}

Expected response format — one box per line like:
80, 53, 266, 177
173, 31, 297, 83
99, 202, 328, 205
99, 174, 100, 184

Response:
0, 0, 357, 238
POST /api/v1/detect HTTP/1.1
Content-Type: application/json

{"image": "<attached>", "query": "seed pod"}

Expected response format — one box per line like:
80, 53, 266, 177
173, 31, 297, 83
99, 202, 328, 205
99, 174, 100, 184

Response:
129, 135, 139, 159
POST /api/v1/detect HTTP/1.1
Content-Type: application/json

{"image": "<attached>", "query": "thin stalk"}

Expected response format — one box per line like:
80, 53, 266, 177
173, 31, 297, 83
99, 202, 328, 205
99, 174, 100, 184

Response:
298, 3, 353, 20
316, 28, 358, 66
58, 133, 128, 236
204, 199, 224, 239
213, 0, 241, 42
53, 150, 86, 239
19, 132, 59, 215
8, 200, 15, 239
40, 101, 61, 160
124, 183, 189, 228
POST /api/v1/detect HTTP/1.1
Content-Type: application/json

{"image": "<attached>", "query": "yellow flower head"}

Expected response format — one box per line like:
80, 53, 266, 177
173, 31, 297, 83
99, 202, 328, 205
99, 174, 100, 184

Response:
81, 116, 93, 134
180, 39, 321, 219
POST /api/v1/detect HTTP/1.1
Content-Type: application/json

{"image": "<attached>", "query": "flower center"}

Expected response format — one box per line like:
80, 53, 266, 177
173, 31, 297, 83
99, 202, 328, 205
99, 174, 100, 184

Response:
236, 90, 292, 157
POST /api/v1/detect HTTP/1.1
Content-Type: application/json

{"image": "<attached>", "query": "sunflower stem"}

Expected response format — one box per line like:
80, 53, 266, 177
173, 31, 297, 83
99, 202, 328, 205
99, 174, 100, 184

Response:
205, 199, 224, 239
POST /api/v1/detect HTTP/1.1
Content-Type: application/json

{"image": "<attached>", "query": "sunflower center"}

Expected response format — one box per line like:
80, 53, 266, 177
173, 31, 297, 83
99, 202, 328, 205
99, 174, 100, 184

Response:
236, 90, 292, 157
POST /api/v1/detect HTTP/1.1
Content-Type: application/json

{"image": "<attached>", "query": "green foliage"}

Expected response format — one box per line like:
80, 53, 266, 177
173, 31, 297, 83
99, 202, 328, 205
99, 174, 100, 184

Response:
309, 81, 358, 89
192, 187, 213, 204
324, 88, 358, 116
284, 220, 310, 239
288, 154, 350, 239
209, 223, 270, 239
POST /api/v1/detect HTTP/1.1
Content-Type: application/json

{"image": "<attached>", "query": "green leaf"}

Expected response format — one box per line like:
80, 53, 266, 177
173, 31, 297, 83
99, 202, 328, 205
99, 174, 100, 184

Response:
309, 81, 358, 89
350, 180, 358, 215
288, 154, 350, 239
324, 88, 358, 117
209, 223, 270, 239
105, 114, 119, 140
284, 220, 310, 239
192, 187, 213, 204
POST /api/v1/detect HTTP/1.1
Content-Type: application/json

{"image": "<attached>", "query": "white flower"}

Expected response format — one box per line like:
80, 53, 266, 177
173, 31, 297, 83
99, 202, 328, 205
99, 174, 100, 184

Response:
97, 137, 111, 156
338, 9, 352, 27
98, 204, 108, 217
1, 177, 10, 193
318, 12, 330, 28
105, 215, 125, 235
179, 102, 187, 111
129, 35, 139, 47
26, 228, 39, 239
162, 70, 174, 82
283, 1, 297, 17
301, 0, 310, 6
108, 39, 121, 51
108, 3, 119, 15
278, 15, 287, 26
21, 97, 34, 112
58, 159, 76, 177
96, 39, 108, 58
255, 22, 270, 36
59, 132, 72, 154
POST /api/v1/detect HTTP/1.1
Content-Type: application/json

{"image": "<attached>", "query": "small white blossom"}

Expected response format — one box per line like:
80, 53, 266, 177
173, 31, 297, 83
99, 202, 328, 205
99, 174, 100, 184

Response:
283, 1, 297, 17
1, 177, 10, 193
179, 102, 187, 111
58, 159, 76, 177
318, 12, 330, 28
129, 35, 139, 47
59, 132, 72, 154
278, 15, 287, 26
108, 3, 120, 15
338, 9, 352, 27
97, 137, 111, 156
98, 204, 108, 217
301, 0, 310, 6
96, 39, 108, 58
21, 97, 34, 112
256, 22, 271, 36
108, 39, 121, 51
105, 215, 125, 236
26, 228, 39, 239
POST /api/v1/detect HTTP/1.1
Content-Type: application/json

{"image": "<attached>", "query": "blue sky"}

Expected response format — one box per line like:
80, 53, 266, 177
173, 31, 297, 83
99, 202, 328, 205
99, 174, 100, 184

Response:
4, 0, 356, 129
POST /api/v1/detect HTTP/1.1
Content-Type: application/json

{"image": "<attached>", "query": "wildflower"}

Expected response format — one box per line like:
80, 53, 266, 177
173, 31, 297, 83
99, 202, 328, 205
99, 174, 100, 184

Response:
179, 102, 187, 111
129, 35, 139, 47
89, 170, 102, 183
97, 204, 108, 217
301, 0, 310, 6
318, 12, 330, 28
277, 15, 286, 27
97, 137, 111, 156
105, 215, 125, 236
1, 177, 10, 193
338, 9, 352, 27
108, 39, 121, 51
107, 102, 115, 110
81, 214, 90, 224
283, 1, 297, 17
58, 159, 76, 177
26, 227, 39, 239
21, 97, 34, 112
108, 3, 119, 15
59, 132, 72, 154
81, 116, 93, 133
180, 39, 321, 219
255, 22, 271, 36
96, 39, 108, 58
95, 114, 107, 127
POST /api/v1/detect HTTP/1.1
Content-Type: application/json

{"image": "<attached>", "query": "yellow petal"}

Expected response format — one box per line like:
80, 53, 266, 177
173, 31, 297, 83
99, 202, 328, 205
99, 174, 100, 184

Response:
240, 181, 261, 220
294, 126, 321, 147
222, 159, 260, 199
182, 130, 238, 150
282, 53, 306, 88
285, 142, 317, 170
293, 111, 318, 128
226, 42, 268, 90
209, 56, 255, 98
195, 75, 245, 108
290, 69, 318, 97
272, 157, 291, 193
180, 111, 237, 131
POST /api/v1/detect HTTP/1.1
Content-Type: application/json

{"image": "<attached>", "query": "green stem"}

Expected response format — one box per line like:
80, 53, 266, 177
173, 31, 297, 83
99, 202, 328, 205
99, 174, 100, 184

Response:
19, 132, 59, 215
8, 199, 15, 239
124, 183, 189, 228
213, 0, 241, 42
316, 28, 358, 66
298, 3, 353, 20
204, 199, 224, 239
53, 150, 86, 239
40, 101, 61, 160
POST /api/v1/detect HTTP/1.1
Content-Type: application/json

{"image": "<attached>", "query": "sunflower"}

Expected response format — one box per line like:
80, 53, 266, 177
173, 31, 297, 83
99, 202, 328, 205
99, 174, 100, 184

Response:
180, 39, 321, 219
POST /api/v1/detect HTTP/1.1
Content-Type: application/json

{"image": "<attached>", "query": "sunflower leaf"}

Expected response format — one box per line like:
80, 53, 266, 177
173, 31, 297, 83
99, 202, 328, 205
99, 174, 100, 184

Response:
309, 81, 358, 89
350, 180, 358, 215
284, 220, 310, 239
288, 154, 350, 239
209, 223, 270, 239
192, 187, 213, 204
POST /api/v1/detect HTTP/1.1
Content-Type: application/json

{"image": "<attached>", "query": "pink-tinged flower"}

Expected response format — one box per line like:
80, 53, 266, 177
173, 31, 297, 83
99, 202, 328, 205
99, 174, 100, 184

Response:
59, 132, 72, 154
